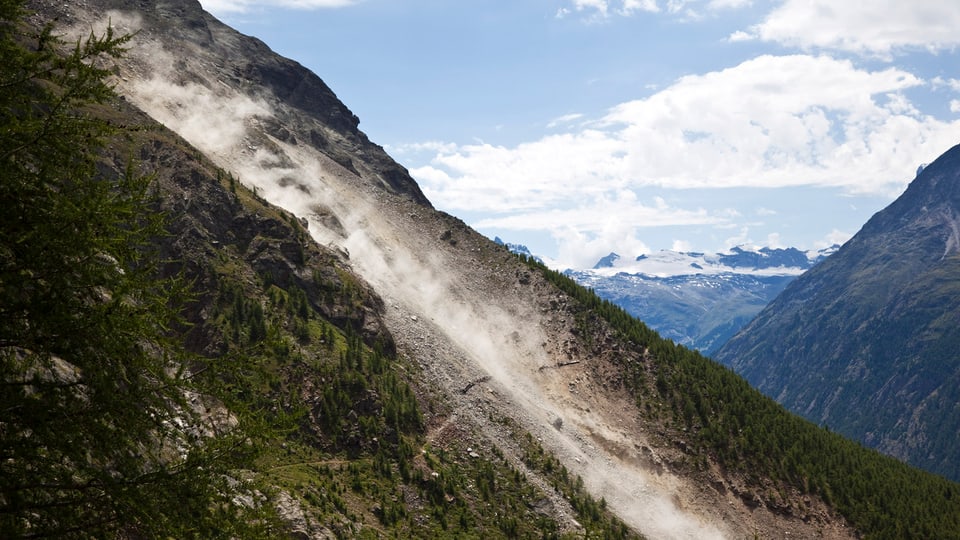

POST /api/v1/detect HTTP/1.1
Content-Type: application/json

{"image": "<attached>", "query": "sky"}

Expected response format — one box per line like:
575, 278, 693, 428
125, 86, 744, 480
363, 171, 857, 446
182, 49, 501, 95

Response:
200, 0, 960, 269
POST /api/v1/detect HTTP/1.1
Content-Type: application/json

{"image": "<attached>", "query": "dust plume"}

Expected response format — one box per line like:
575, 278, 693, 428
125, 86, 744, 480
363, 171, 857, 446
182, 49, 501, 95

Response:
95, 9, 743, 538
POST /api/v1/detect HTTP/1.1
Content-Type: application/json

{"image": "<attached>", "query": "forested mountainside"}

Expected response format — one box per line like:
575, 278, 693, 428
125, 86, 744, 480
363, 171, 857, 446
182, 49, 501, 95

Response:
2, 14, 632, 536
4, 0, 960, 537
716, 144, 960, 483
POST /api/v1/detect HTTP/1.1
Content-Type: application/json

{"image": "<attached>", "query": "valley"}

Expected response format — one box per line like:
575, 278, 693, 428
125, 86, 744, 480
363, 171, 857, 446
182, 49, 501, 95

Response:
562, 247, 833, 354
5, 1, 960, 538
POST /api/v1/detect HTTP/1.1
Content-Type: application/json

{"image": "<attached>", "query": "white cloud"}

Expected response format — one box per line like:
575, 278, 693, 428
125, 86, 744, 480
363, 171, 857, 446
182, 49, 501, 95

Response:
933, 77, 960, 93
621, 0, 659, 14
471, 191, 718, 231
765, 232, 783, 248
671, 239, 693, 252
951, 100, 960, 114
410, 53, 960, 263
414, 128, 631, 213
479, 190, 698, 267
727, 30, 754, 43
570, 0, 610, 17
386, 141, 459, 156
883, 93, 919, 116
819, 229, 853, 249
561, 0, 658, 19
464, 188, 719, 268
707, 0, 750, 8
723, 226, 753, 250
199, 0, 359, 14
598, 54, 953, 194
560, 0, 752, 19
547, 113, 585, 128
752, 0, 960, 58
418, 55, 954, 206
665, 0, 690, 14
554, 225, 651, 269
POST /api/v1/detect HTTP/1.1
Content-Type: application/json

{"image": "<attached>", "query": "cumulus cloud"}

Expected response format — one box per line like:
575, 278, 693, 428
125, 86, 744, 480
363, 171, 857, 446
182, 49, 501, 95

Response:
410, 53, 960, 265
199, 0, 359, 14
385, 141, 459, 157
471, 191, 718, 231
933, 77, 960, 93
554, 226, 651, 269
414, 128, 631, 213
416, 54, 954, 203
752, 0, 960, 57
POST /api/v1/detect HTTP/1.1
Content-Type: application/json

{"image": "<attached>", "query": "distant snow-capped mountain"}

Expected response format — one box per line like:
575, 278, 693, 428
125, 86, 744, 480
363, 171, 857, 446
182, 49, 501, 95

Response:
493, 236, 542, 263
565, 246, 836, 354
492, 237, 835, 354
588, 245, 835, 278
489, 244, 829, 355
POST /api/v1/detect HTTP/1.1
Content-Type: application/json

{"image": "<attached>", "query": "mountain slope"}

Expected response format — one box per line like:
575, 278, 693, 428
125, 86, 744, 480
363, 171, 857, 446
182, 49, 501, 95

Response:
121, 104, 621, 539
716, 144, 960, 481
27, 1, 960, 537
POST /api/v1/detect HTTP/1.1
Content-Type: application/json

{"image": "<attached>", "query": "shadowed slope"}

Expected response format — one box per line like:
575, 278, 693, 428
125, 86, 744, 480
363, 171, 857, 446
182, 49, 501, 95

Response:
717, 144, 960, 481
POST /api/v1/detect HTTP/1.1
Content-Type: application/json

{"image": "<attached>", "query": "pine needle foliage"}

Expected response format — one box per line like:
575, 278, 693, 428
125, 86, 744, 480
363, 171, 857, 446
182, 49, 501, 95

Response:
0, 3, 275, 537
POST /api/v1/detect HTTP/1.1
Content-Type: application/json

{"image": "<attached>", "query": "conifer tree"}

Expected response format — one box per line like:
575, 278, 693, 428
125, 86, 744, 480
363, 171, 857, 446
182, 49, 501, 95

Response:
0, 2, 272, 537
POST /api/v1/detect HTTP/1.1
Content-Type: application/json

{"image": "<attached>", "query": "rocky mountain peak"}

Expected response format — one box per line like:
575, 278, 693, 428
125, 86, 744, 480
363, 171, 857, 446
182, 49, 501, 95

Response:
592, 252, 621, 269
40, 0, 431, 207
857, 143, 960, 243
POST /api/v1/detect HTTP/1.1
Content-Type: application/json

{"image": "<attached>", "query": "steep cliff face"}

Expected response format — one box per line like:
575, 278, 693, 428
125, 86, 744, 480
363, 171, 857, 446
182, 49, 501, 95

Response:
33, 0, 428, 208
24, 0, 960, 537
716, 144, 960, 481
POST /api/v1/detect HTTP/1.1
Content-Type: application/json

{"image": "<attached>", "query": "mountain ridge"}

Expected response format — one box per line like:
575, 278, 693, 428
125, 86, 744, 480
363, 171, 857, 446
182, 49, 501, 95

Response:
716, 143, 960, 481
582, 245, 836, 277
52, 2, 779, 535
91, 1, 855, 533
556, 246, 835, 353
15, 0, 960, 536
